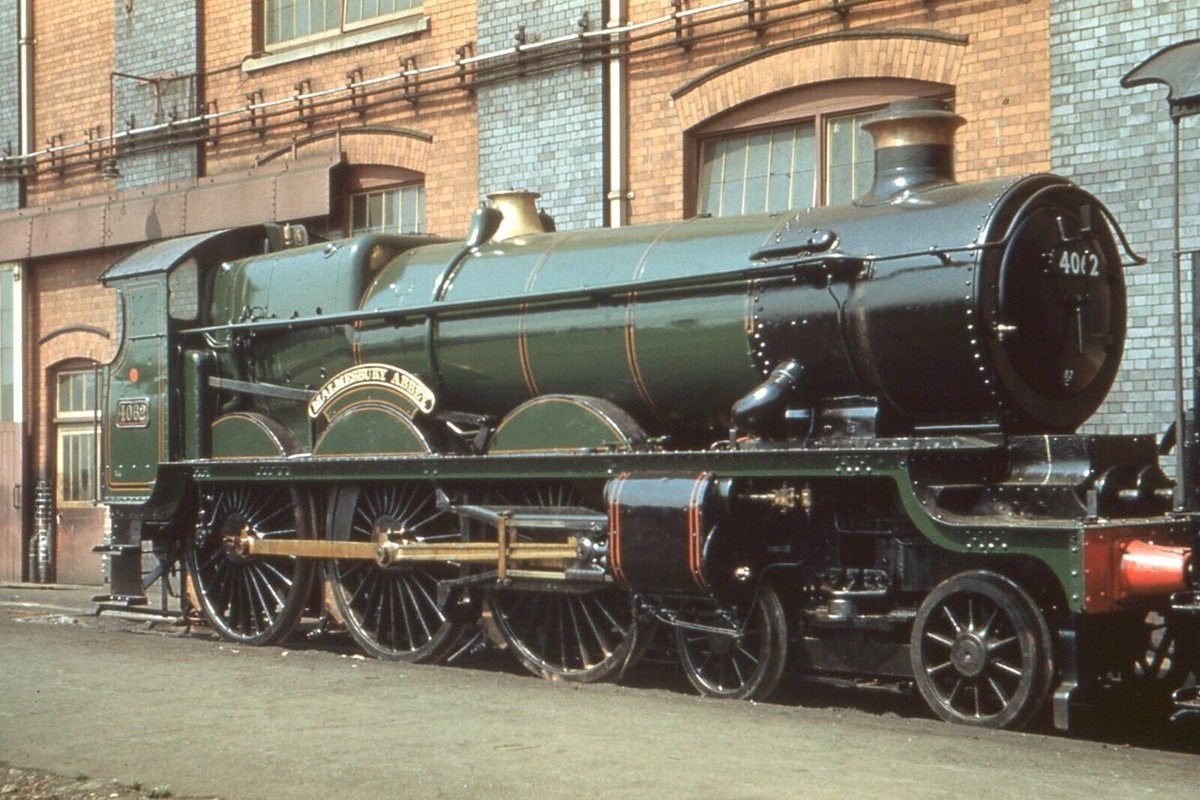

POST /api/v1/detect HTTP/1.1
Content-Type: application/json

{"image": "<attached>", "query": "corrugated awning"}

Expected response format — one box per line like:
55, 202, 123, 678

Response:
0, 154, 341, 262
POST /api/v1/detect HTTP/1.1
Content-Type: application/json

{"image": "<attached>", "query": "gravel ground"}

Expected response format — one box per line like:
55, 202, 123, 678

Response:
0, 763, 210, 800
2, 583, 1198, 800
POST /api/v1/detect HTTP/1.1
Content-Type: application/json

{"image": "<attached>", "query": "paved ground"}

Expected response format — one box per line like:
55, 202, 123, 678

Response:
0, 583, 1197, 799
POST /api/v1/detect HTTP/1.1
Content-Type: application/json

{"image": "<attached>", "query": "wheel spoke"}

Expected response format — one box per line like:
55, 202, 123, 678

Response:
986, 635, 1018, 653
940, 604, 963, 633
924, 630, 955, 649
992, 659, 1025, 679
986, 677, 1012, 708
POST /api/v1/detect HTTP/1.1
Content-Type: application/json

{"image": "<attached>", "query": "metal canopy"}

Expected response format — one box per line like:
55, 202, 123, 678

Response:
1122, 38, 1200, 119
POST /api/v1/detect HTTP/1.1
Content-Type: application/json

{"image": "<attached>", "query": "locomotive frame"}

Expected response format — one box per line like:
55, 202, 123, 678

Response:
92, 99, 1200, 732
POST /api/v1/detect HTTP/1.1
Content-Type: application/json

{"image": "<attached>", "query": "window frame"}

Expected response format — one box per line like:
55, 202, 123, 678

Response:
344, 165, 427, 237
685, 78, 952, 218
262, 0, 423, 51
54, 365, 99, 507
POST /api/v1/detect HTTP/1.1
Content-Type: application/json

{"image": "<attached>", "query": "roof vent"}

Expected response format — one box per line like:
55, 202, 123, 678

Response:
859, 99, 965, 204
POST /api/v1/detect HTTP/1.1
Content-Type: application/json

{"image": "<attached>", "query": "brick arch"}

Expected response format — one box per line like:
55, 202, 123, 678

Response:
40, 329, 117, 372
672, 33, 968, 132
292, 128, 433, 173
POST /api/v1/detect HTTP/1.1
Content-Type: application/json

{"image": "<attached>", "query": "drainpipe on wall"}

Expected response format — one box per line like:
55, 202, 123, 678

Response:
18, 0, 34, 200
605, 0, 628, 227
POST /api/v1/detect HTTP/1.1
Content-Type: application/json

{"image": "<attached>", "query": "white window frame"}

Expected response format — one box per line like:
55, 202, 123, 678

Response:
263, 0, 423, 49
350, 183, 426, 235
55, 368, 98, 507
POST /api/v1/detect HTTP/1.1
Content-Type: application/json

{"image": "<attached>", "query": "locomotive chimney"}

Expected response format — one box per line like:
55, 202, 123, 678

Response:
859, 99, 965, 204
487, 190, 548, 241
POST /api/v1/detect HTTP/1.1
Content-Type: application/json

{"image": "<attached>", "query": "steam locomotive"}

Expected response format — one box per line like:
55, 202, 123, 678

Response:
95, 100, 1198, 731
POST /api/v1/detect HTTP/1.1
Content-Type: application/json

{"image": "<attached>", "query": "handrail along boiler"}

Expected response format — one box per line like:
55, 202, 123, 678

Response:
95, 100, 1198, 730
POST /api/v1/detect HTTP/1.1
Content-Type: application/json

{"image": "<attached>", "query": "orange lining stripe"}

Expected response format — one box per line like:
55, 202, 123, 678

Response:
624, 293, 658, 415
688, 472, 710, 589
608, 473, 628, 587
517, 302, 540, 397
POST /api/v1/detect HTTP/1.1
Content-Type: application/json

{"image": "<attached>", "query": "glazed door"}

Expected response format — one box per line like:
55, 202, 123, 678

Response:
0, 264, 23, 581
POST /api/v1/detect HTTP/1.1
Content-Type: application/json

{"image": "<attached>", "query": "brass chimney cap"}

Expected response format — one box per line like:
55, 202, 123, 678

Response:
487, 190, 546, 241
861, 99, 965, 149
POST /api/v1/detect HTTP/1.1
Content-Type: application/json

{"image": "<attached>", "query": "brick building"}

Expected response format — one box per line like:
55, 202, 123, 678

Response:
1049, 3, 1200, 437
0, 1, 1186, 584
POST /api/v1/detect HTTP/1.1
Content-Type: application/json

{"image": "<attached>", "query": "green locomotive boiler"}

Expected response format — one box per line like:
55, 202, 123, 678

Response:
96, 101, 1197, 730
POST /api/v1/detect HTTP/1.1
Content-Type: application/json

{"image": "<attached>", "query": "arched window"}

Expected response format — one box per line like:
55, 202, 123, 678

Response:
688, 78, 953, 217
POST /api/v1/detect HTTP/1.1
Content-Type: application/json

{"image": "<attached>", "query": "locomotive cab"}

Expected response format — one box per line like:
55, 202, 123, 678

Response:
99, 227, 272, 503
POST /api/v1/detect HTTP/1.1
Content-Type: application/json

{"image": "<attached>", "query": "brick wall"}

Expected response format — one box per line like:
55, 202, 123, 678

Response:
476, 1, 606, 230
624, 0, 1051, 224
27, 1, 115, 206
0, 5, 18, 211
201, 0, 480, 235
28, 251, 120, 473
1050, 3, 1200, 437
112, 0, 199, 189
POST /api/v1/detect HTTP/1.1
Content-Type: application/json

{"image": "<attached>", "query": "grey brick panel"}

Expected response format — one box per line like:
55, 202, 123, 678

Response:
477, 2, 606, 230
1051, 4, 1200, 437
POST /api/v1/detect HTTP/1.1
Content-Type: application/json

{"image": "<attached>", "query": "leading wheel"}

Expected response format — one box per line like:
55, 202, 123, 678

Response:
326, 482, 467, 662
185, 483, 316, 646
910, 571, 1054, 729
676, 583, 788, 701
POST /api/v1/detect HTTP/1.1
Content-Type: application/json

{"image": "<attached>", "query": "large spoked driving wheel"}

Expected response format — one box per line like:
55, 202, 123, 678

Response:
185, 483, 316, 646
488, 585, 640, 682
676, 583, 788, 701
327, 483, 466, 663
911, 571, 1054, 730
485, 482, 641, 682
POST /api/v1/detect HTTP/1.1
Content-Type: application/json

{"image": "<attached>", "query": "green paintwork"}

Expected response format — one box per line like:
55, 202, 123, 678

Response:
353, 216, 775, 424
211, 413, 296, 458
102, 278, 168, 501
488, 396, 637, 453
312, 404, 429, 457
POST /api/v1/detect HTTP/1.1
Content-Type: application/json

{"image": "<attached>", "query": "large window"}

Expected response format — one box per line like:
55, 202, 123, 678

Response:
691, 79, 951, 217
266, 0, 421, 46
350, 183, 426, 235
55, 368, 97, 505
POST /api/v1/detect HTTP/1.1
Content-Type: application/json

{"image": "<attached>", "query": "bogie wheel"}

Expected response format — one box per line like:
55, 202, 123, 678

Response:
185, 483, 317, 646
326, 483, 467, 663
676, 583, 788, 701
911, 571, 1054, 730
1108, 610, 1195, 700
485, 482, 641, 683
